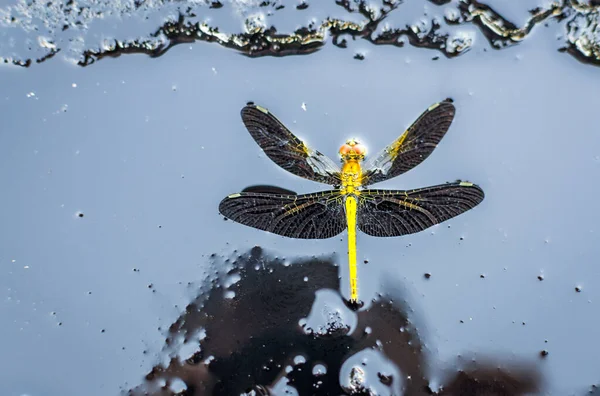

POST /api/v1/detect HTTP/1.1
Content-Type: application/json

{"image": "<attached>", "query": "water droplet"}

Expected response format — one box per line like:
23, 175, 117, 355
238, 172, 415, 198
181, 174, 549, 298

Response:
312, 363, 327, 375
378, 372, 393, 385
293, 355, 306, 365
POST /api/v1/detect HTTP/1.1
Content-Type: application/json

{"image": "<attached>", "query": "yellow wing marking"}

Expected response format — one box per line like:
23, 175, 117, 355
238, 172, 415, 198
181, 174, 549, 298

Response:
278, 192, 341, 219
387, 196, 438, 224
427, 102, 441, 111
386, 100, 444, 161
255, 105, 269, 114
386, 130, 410, 160
282, 200, 312, 216
228, 193, 241, 198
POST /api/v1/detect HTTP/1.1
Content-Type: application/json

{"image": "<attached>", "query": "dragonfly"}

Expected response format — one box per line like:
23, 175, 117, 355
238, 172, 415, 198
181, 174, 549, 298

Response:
219, 99, 484, 306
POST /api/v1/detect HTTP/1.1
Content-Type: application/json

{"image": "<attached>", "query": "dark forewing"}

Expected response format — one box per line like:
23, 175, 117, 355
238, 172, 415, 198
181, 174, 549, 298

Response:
362, 99, 455, 186
219, 190, 346, 239
357, 181, 484, 237
241, 104, 341, 186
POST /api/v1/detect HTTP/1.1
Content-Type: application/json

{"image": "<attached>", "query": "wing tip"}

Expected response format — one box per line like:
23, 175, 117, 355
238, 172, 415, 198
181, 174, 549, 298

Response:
456, 180, 485, 202
428, 98, 455, 113
218, 193, 242, 216
442, 98, 456, 113
242, 102, 268, 112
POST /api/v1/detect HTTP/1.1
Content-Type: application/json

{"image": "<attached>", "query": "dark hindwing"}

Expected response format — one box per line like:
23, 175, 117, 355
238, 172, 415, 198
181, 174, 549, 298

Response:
357, 181, 484, 237
362, 99, 456, 186
241, 104, 341, 186
219, 190, 346, 239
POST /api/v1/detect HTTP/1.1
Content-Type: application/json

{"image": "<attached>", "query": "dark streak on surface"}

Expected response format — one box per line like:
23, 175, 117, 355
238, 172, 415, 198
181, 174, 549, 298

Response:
2, 0, 600, 68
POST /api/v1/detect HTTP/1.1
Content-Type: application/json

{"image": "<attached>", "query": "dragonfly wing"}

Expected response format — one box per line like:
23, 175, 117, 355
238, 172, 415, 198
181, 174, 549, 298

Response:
357, 181, 484, 237
241, 104, 342, 185
219, 190, 346, 239
362, 99, 455, 186
241, 185, 298, 195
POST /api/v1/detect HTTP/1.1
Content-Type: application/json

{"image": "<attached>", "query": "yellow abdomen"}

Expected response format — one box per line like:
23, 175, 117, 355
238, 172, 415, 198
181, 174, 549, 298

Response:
341, 159, 362, 303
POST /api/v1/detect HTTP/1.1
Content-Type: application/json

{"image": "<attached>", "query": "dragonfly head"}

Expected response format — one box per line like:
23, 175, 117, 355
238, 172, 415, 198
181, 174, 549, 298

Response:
339, 139, 366, 161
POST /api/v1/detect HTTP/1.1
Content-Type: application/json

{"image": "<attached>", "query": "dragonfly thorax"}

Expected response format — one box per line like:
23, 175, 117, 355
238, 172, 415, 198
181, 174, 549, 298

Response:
341, 159, 363, 194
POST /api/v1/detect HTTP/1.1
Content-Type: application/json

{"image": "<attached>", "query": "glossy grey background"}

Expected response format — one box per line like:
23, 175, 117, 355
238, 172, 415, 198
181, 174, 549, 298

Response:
1, 2, 600, 395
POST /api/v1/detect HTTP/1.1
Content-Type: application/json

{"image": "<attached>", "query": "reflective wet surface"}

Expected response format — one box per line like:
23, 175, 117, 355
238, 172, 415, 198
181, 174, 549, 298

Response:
1, 1, 600, 395
130, 247, 541, 395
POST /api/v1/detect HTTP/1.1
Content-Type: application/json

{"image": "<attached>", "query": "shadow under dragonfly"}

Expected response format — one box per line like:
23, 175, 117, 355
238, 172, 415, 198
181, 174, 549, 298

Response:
128, 246, 541, 396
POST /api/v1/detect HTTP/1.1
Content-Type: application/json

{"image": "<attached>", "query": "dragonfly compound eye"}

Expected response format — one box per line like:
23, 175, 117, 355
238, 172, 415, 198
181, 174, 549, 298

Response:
352, 144, 366, 157
339, 144, 353, 156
